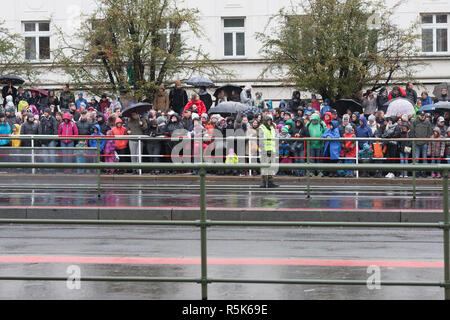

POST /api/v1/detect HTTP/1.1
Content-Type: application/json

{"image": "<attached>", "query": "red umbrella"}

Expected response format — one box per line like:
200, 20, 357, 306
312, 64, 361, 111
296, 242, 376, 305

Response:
30, 88, 49, 96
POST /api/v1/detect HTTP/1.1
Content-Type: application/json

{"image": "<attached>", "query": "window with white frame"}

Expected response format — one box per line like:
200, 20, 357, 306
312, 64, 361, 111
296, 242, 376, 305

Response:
23, 21, 51, 61
421, 14, 449, 53
223, 18, 245, 58
159, 21, 182, 56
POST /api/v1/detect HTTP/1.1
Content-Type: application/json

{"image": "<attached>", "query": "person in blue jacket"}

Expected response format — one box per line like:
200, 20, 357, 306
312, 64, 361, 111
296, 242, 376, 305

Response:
322, 120, 341, 177
89, 124, 106, 153
356, 116, 373, 150
320, 98, 333, 117
0, 112, 11, 147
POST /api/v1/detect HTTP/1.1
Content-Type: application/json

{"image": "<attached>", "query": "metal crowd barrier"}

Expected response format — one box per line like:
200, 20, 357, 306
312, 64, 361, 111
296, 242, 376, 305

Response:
0, 135, 449, 199
0, 161, 448, 300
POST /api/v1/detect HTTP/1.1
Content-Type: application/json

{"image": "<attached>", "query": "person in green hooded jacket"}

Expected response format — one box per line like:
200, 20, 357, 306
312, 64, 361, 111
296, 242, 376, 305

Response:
306, 113, 327, 177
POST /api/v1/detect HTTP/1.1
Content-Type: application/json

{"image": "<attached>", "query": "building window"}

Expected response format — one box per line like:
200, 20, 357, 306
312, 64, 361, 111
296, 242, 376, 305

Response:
23, 21, 51, 61
421, 14, 449, 53
223, 18, 245, 58
159, 21, 182, 56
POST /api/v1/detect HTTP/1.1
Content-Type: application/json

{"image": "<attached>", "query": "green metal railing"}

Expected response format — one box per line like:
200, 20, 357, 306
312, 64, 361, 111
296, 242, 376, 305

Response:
1, 135, 449, 201
0, 161, 449, 300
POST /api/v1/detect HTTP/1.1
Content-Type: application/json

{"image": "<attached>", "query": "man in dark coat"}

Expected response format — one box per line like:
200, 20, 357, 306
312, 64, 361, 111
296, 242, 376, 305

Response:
76, 110, 93, 136
60, 84, 75, 110
169, 80, 188, 115
405, 82, 418, 105
287, 91, 303, 114
20, 114, 39, 147
198, 87, 213, 111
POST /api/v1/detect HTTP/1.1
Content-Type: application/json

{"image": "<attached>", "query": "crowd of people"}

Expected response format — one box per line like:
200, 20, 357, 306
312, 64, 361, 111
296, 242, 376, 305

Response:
1, 80, 450, 178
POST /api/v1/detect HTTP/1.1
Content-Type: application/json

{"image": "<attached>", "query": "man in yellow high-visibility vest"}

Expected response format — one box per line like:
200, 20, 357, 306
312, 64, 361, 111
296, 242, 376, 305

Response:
258, 115, 279, 188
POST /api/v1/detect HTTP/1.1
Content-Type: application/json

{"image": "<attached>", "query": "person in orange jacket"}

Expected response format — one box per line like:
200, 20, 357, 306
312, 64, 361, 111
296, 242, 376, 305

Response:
111, 117, 128, 173
372, 130, 387, 177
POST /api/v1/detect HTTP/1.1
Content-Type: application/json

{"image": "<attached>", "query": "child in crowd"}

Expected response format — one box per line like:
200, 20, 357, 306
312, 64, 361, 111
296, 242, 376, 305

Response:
103, 130, 117, 175
225, 148, 238, 175
358, 143, 373, 177
428, 127, 445, 178
339, 125, 356, 177
372, 130, 386, 178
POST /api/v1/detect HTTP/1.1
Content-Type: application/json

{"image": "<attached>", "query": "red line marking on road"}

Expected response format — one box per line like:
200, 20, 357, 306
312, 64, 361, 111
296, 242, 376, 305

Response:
0, 205, 442, 213
0, 256, 443, 269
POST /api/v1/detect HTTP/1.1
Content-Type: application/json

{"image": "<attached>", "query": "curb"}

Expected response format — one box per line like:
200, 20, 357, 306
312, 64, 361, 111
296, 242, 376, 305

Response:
0, 207, 443, 223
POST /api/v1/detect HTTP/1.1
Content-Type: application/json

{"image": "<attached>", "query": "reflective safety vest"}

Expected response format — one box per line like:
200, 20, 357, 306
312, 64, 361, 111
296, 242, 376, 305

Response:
259, 125, 276, 152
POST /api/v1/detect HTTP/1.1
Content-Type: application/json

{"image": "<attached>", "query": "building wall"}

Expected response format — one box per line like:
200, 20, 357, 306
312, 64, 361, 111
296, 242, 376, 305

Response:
1, 0, 450, 103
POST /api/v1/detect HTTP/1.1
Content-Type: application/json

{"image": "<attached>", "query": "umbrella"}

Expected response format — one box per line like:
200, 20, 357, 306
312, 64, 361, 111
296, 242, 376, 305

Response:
433, 82, 449, 98
334, 99, 363, 116
186, 76, 214, 88
0, 75, 25, 85
385, 98, 415, 117
29, 88, 49, 96
418, 104, 437, 113
208, 101, 248, 116
434, 101, 450, 113
213, 84, 242, 98
121, 102, 153, 118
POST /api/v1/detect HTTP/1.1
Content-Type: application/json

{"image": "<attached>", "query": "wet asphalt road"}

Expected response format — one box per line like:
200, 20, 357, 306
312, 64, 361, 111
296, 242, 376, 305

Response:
0, 224, 444, 299
0, 186, 444, 211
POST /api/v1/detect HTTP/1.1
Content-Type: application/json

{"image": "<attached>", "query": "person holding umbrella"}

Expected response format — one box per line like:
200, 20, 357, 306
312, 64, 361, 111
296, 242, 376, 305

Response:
198, 87, 213, 112
2, 81, 18, 107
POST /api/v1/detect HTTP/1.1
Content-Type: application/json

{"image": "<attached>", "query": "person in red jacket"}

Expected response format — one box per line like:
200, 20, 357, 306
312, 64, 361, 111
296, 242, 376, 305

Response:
388, 86, 407, 100
111, 117, 129, 173
183, 93, 207, 117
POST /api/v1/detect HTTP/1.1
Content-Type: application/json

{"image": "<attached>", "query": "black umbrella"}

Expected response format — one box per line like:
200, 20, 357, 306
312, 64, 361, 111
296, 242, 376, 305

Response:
186, 76, 214, 88
334, 99, 363, 116
0, 75, 25, 85
208, 101, 248, 116
434, 101, 450, 113
213, 84, 243, 98
121, 102, 153, 118
433, 82, 449, 98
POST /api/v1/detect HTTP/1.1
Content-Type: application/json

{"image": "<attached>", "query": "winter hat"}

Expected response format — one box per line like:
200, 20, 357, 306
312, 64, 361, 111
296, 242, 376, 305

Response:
342, 114, 350, 122
368, 114, 376, 122
345, 125, 354, 133
44, 108, 51, 114
434, 127, 441, 133
438, 116, 445, 122
281, 126, 289, 133
0, 112, 5, 118
363, 143, 371, 151
191, 113, 200, 120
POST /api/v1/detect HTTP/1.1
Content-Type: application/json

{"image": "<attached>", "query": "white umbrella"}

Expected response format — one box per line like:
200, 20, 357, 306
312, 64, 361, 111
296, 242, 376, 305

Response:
385, 98, 415, 117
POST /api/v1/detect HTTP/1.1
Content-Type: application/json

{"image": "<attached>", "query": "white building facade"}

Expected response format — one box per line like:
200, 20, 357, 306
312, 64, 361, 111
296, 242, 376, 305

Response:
2, 0, 450, 102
